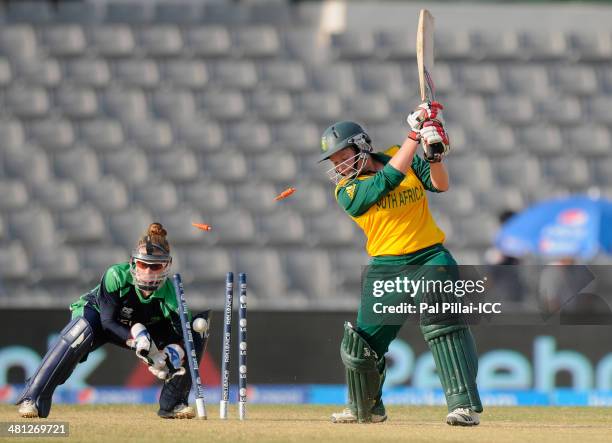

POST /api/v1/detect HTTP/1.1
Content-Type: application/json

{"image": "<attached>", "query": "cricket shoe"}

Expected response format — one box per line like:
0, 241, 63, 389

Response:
446, 407, 480, 426
18, 399, 39, 418
158, 403, 195, 419
331, 408, 387, 424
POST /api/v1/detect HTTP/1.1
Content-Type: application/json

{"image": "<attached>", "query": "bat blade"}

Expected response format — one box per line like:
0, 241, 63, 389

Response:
416, 9, 435, 102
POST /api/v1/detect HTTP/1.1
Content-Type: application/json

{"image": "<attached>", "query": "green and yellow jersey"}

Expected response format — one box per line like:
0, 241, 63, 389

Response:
335, 146, 445, 256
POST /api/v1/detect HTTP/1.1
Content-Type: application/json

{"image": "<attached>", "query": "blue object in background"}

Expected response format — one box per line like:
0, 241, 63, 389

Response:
496, 195, 612, 260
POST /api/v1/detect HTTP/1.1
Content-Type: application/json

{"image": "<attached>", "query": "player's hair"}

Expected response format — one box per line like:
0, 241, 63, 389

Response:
137, 222, 170, 254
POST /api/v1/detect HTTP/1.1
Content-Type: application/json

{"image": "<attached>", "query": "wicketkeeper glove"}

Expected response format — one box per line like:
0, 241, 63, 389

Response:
127, 323, 152, 364
421, 120, 450, 163
148, 344, 186, 381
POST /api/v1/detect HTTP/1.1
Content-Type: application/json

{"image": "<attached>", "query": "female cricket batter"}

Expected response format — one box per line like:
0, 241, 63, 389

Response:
16, 223, 208, 419
319, 102, 482, 426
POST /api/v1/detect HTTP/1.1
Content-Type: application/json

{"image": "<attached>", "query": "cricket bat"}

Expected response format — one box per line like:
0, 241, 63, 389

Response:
416, 9, 445, 159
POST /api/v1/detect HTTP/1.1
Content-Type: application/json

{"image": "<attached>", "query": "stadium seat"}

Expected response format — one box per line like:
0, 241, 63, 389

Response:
103, 87, 148, 121
599, 66, 612, 95
9, 205, 57, 250
132, 180, 179, 213
152, 147, 199, 182
588, 96, 612, 124
211, 60, 258, 90
0, 242, 29, 281
154, 2, 205, 23
102, 146, 149, 185
565, 124, 611, 156
234, 182, 277, 214
250, 90, 293, 121
333, 248, 370, 287
17, 58, 61, 87
108, 207, 154, 248
367, 123, 409, 151
6, 1, 53, 23
55, 86, 98, 118
309, 63, 357, 96
5, 144, 52, 185
80, 119, 125, 151
259, 210, 306, 245
331, 31, 377, 60
57, 205, 106, 243
472, 188, 524, 213
545, 157, 591, 189
81, 177, 130, 213
442, 95, 486, 129
286, 250, 336, 298
31, 246, 80, 283
174, 118, 223, 152
65, 58, 110, 87
89, 25, 136, 56
183, 248, 232, 283
55, 145, 101, 185
342, 94, 391, 123
251, 151, 298, 182
459, 63, 502, 94
490, 95, 535, 125
125, 119, 174, 152
551, 66, 598, 96
182, 179, 230, 213
444, 155, 493, 190
6, 86, 49, 118
492, 155, 542, 191
453, 213, 499, 248
227, 120, 272, 153
376, 30, 417, 60
429, 186, 475, 216
236, 249, 288, 298
55, 1, 104, 23
114, 59, 160, 88
31, 179, 79, 212
308, 211, 360, 246
297, 92, 343, 122
519, 31, 568, 61
203, 150, 248, 182
0, 180, 28, 211
29, 118, 75, 151
200, 89, 247, 120
233, 26, 281, 58
503, 65, 550, 97
282, 28, 325, 63
535, 96, 582, 125
185, 26, 231, 57
80, 246, 128, 283
467, 124, 515, 155
592, 158, 612, 186
155, 207, 206, 244
0, 119, 24, 148
435, 30, 473, 61
568, 31, 612, 62
210, 209, 256, 244
163, 60, 208, 89
356, 62, 406, 96
41, 25, 86, 56
0, 57, 11, 86
518, 124, 563, 155
273, 120, 320, 153
259, 61, 307, 91
138, 26, 183, 56
280, 181, 329, 214
0, 25, 37, 60
105, 2, 154, 23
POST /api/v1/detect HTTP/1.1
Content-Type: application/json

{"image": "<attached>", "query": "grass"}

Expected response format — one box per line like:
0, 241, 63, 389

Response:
2, 405, 612, 443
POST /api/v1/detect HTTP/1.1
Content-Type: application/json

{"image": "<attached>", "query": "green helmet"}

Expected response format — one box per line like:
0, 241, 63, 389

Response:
318, 121, 372, 163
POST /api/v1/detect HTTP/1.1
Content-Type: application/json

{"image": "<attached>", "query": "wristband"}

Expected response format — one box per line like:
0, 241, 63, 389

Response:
408, 131, 421, 142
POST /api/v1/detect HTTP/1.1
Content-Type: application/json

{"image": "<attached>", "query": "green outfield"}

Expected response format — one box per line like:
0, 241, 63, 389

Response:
1, 405, 612, 443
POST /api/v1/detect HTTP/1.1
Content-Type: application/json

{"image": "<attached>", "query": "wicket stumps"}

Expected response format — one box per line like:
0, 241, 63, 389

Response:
172, 273, 207, 419
238, 273, 248, 420
220, 272, 234, 419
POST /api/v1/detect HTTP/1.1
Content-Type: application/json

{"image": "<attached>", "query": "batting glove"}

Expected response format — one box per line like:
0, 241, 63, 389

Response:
406, 101, 445, 134
421, 120, 450, 163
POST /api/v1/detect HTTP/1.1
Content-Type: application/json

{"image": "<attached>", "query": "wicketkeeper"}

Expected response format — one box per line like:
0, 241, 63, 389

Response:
319, 102, 483, 426
16, 223, 210, 419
